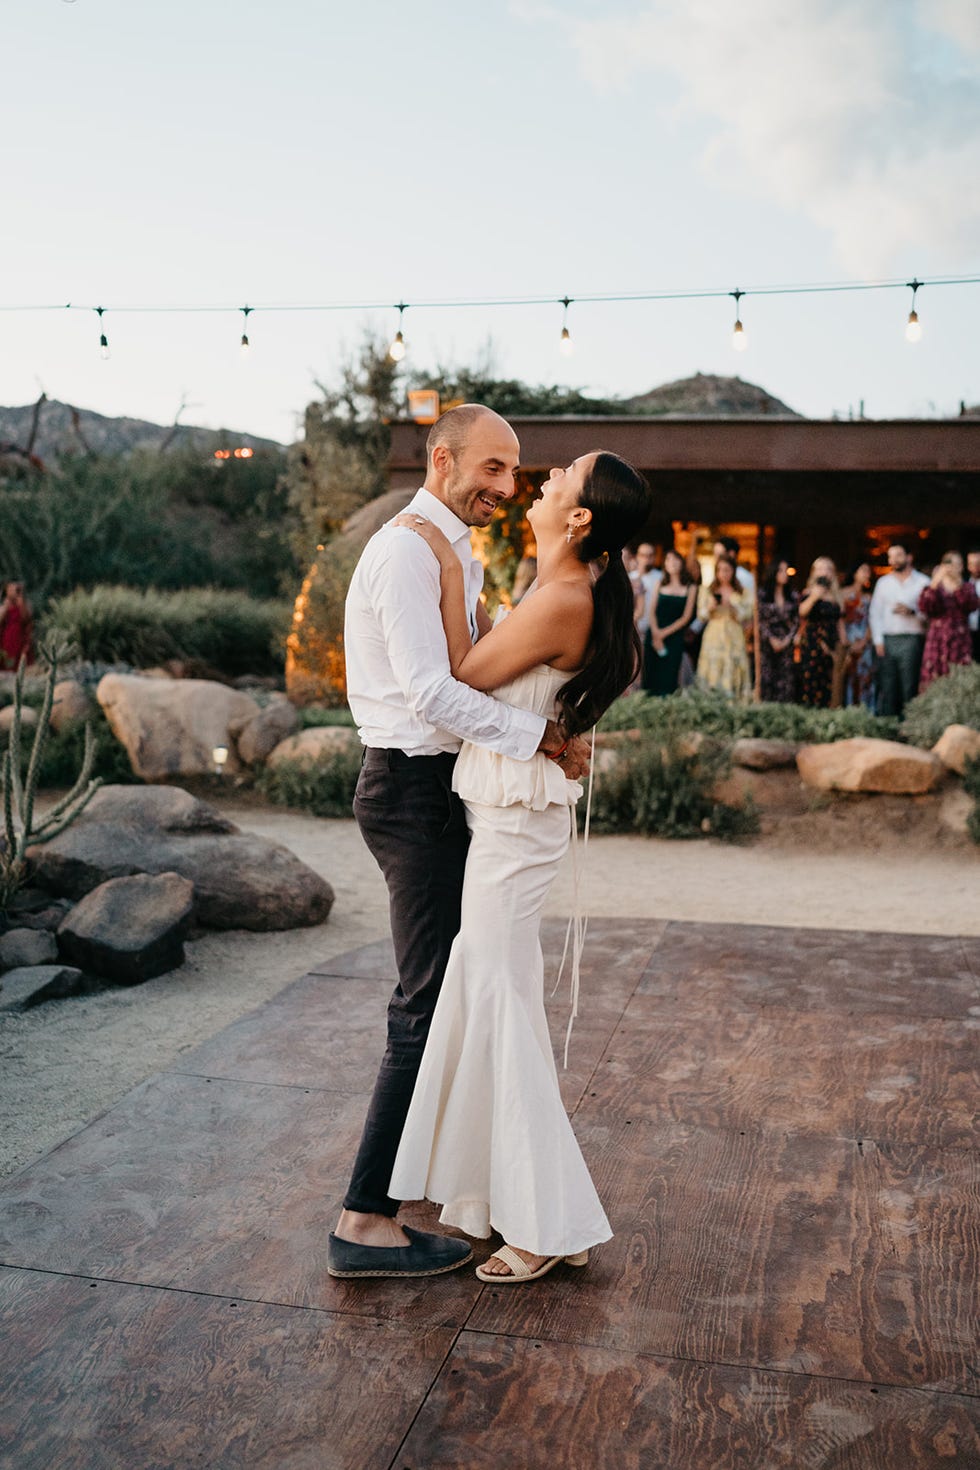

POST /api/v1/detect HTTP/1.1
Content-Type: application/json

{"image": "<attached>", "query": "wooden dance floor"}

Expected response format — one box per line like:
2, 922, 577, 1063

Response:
1, 918, 978, 1468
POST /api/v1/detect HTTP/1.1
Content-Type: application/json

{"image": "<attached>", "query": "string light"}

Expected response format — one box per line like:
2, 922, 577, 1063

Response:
730, 289, 748, 351
239, 305, 252, 356
388, 302, 407, 362
95, 306, 109, 360
905, 278, 923, 343
559, 295, 574, 356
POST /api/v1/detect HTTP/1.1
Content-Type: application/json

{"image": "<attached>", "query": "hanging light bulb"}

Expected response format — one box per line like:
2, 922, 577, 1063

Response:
558, 295, 574, 356
96, 306, 110, 360
905, 279, 923, 342
239, 305, 252, 356
730, 289, 748, 351
388, 303, 407, 362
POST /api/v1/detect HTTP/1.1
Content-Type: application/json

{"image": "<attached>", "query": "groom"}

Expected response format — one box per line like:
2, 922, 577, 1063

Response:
327, 404, 590, 1279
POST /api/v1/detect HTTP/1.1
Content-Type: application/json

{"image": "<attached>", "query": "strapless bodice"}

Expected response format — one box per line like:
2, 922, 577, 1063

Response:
453, 662, 582, 810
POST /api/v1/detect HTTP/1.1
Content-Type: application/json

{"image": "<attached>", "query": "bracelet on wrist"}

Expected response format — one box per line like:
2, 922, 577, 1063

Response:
546, 737, 571, 763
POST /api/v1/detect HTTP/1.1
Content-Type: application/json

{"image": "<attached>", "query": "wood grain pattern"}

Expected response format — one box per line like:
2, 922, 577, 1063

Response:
468, 1117, 980, 1393
0, 1266, 455, 1470
0, 1073, 481, 1328
399, 1332, 980, 1470
638, 921, 980, 1019
584, 997, 980, 1149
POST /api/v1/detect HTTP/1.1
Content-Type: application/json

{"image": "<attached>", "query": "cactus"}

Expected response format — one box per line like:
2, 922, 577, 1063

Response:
0, 639, 102, 911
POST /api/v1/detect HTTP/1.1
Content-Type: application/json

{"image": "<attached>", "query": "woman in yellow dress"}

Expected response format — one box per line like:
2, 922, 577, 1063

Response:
696, 553, 752, 697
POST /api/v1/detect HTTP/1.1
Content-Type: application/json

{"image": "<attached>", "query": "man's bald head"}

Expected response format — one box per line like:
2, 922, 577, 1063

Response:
423, 403, 520, 528
425, 404, 509, 466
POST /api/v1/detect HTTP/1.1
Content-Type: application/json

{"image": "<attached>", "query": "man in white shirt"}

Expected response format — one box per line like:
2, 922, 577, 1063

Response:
328, 404, 590, 1280
967, 548, 980, 662
632, 542, 661, 636
868, 541, 931, 717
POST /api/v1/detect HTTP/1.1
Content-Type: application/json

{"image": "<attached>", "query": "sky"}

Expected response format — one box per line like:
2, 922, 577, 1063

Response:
2, 0, 979, 444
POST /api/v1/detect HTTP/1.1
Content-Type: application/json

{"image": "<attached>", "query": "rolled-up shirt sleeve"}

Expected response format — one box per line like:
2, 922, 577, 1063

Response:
371, 531, 544, 759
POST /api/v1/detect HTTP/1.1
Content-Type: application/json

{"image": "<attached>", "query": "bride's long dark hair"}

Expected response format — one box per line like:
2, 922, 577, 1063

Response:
556, 452, 653, 738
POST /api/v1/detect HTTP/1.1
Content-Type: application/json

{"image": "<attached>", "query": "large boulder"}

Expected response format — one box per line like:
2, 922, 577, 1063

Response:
0, 927, 58, 973
731, 737, 799, 770
96, 674, 261, 780
232, 696, 299, 767
267, 726, 361, 768
57, 872, 195, 984
27, 785, 333, 931
49, 679, 94, 733
796, 738, 945, 794
933, 724, 980, 776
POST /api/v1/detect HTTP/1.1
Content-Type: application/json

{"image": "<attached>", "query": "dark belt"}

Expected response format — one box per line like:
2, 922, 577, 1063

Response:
362, 746, 457, 772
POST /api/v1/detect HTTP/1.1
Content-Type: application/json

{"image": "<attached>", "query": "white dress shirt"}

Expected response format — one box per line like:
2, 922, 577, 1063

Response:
869, 568, 930, 642
969, 577, 980, 634
344, 488, 545, 758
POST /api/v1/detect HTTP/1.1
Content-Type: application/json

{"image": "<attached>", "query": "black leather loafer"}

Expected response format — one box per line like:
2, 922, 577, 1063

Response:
326, 1226, 473, 1279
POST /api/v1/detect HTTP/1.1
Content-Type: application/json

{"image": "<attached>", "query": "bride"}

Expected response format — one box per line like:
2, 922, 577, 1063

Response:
388, 449, 652, 1283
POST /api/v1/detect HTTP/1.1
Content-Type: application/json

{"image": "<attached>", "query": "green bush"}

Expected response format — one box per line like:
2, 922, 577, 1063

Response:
601, 687, 899, 744
41, 586, 291, 677
589, 733, 759, 840
297, 705, 356, 729
901, 664, 980, 749
256, 748, 362, 818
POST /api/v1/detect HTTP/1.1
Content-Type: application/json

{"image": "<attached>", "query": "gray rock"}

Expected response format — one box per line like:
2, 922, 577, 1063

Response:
0, 964, 99, 1010
232, 697, 299, 766
57, 872, 195, 985
10, 900, 75, 932
28, 784, 333, 932
0, 927, 58, 973
731, 737, 800, 770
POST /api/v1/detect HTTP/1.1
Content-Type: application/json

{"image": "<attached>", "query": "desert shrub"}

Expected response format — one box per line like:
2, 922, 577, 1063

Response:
37, 709, 140, 787
297, 706, 356, 729
901, 663, 980, 749
41, 586, 291, 676
601, 687, 899, 744
589, 733, 759, 840
256, 747, 361, 818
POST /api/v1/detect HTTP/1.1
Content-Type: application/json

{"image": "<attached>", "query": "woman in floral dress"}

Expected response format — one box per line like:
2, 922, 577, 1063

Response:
840, 561, 875, 710
757, 559, 799, 702
797, 557, 846, 708
696, 554, 752, 698
918, 552, 979, 689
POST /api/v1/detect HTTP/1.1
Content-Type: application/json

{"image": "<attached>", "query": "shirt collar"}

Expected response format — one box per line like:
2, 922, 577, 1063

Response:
409, 488, 471, 548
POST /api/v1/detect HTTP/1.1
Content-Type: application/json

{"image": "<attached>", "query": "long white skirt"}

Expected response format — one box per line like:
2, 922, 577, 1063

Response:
388, 798, 612, 1258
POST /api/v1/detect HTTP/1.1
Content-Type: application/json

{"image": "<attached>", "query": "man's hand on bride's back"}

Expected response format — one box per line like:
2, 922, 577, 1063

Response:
560, 735, 591, 781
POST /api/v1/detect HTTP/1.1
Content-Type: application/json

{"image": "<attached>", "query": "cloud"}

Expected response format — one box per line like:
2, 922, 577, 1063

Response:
531, 0, 980, 272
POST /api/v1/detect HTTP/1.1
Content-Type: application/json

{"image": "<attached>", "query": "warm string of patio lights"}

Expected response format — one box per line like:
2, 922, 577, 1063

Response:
2, 274, 977, 362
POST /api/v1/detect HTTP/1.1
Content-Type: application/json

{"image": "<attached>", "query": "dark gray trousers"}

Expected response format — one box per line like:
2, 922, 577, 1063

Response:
877, 634, 925, 717
342, 747, 470, 1216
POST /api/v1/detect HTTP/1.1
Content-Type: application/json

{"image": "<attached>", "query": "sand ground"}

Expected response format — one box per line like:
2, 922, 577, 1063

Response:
1, 799, 976, 1180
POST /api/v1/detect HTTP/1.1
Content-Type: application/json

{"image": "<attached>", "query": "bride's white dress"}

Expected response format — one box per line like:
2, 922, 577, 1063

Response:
388, 660, 613, 1257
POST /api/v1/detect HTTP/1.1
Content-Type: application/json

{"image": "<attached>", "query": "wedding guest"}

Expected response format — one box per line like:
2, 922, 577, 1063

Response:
696, 554, 752, 697
840, 560, 875, 710
798, 557, 845, 708
0, 581, 35, 671
643, 548, 696, 696
713, 536, 756, 603
632, 541, 661, 639
869, 542, 930, 717
967, 549, 980, 662
757, 558, 799, 703
918, 552, 979, 689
